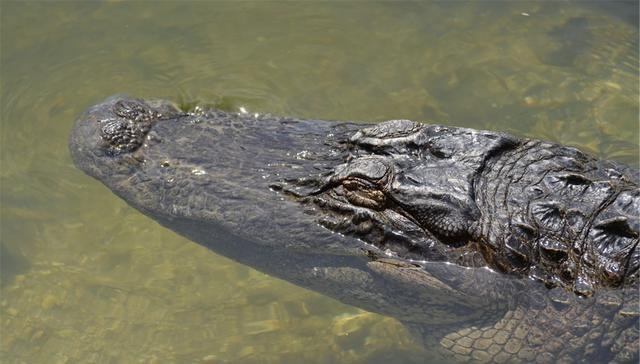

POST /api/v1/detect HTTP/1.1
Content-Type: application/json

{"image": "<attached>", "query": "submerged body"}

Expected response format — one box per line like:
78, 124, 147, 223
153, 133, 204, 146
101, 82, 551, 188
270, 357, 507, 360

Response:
70, 96, 639, 363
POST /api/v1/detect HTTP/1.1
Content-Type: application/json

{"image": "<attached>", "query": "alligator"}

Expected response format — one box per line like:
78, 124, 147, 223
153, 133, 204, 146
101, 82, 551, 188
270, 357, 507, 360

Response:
69, 96, 640, 363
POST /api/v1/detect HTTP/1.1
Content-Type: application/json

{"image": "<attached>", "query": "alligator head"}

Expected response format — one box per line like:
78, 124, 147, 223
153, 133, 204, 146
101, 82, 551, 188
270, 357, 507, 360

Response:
70, 96, 639, 363
69, 96, 520, 283
69, 95, 525, 323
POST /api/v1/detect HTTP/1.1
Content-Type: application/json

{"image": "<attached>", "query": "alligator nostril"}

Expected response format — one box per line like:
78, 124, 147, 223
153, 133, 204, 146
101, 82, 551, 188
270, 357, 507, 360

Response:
101, 119, 126, 138
113, 99, 154, 121
99, 117, 148, 155
95, 99, 163, 155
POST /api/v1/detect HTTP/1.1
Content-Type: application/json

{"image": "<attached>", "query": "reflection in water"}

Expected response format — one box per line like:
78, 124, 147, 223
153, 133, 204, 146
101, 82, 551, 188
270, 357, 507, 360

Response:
0, 1, 637, 363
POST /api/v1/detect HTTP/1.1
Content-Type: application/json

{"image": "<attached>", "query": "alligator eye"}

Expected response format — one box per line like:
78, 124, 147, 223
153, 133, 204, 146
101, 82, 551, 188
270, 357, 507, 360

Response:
326, 157, 391, 210
343, 178, 376, 191
342, 178, 386, 210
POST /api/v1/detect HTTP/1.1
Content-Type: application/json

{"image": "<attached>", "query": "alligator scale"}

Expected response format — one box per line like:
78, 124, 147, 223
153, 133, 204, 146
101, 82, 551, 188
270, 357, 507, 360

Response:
69, 96, 639, 363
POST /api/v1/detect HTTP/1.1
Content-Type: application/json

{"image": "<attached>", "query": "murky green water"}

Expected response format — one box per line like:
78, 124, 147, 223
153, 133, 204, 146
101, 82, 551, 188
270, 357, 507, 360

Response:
1, 1, 638, 363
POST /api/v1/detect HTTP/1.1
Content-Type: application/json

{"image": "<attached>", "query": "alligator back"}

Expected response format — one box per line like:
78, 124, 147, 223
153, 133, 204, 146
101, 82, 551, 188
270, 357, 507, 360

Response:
475, 139, 639, 296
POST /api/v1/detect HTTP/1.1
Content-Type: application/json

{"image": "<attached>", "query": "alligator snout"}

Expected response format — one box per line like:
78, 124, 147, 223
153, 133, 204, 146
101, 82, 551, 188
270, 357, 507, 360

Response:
68, 96, 183, 181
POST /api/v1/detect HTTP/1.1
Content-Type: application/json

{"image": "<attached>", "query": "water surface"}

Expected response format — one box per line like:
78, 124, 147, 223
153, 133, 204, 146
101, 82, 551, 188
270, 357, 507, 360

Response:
1, 1, 638, 363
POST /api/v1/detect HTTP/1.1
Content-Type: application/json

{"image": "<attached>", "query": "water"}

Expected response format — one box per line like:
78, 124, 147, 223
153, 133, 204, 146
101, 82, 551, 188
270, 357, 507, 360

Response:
1, 1, 638, 363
